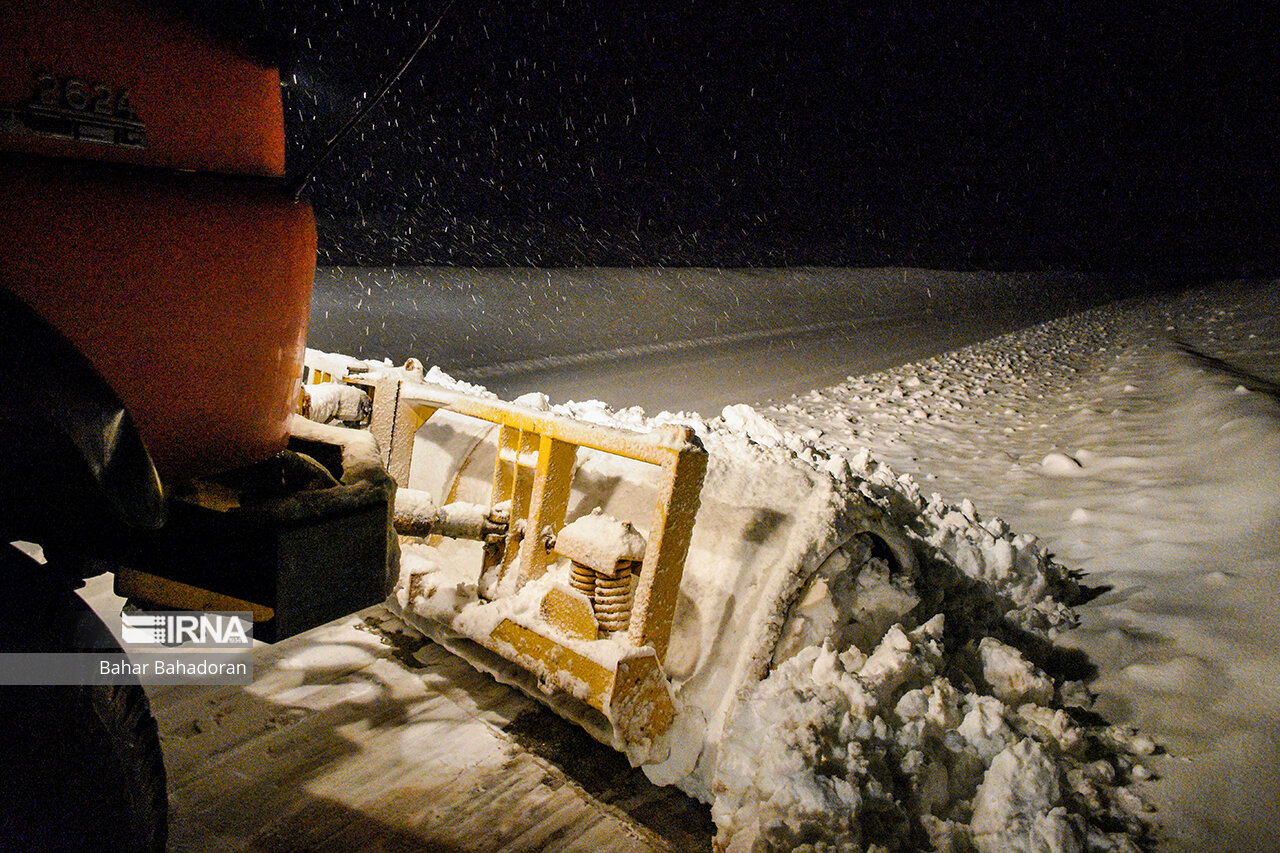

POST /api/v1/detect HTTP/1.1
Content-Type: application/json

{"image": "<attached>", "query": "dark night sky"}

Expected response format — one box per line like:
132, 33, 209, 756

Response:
197, 2, 1278, 273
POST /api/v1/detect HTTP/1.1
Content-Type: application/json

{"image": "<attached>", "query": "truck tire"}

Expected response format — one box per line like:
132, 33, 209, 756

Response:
0, 546, 167, 852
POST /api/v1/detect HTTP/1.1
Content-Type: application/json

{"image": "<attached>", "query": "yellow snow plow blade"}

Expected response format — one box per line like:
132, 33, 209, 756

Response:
358, 367, 706, 760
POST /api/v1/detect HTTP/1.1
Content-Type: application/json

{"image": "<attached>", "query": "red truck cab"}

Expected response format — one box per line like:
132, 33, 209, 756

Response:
0, 0, 315, 480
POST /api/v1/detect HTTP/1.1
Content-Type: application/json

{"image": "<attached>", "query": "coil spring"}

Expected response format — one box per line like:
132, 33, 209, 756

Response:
594, 570, 633, 633
570, 563, 596, 597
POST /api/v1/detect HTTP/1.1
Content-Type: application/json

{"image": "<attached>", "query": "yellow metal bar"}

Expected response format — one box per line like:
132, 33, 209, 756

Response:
370, 375, 402, 473
369, 378, 437, 487
401, 384, 691, 467
489, 618, 614, 710
491, 424, 521, 505
627, 442, 708, 661
518, 435, 578, 580
479, 424, 522, 596
492, 430, 540, 596
486, 618, 676, 746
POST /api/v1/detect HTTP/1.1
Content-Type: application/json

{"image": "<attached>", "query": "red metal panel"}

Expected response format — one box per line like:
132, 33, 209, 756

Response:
0, 0, 316, 480
0, 158, 315, 479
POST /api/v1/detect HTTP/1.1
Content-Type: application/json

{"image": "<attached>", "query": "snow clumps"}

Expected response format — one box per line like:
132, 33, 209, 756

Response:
671, 405, 1153, 852
714, 619, 1151, 853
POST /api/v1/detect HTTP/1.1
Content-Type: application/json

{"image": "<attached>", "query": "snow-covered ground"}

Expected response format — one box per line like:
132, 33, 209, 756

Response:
760, 279, 1280, 853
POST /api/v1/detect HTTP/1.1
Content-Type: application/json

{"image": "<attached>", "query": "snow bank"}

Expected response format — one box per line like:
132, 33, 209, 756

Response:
714, 615, 1148, 853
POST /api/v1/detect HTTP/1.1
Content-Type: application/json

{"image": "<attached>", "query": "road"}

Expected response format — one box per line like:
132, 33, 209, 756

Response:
80, 578, 712, 853
476, 314, 1038, 416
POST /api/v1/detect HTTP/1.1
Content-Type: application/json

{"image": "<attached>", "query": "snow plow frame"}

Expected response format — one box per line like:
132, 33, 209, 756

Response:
353, 366, 707, 755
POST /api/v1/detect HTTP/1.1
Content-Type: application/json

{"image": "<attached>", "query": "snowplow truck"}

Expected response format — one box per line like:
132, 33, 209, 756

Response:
0, 2, 729, 847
